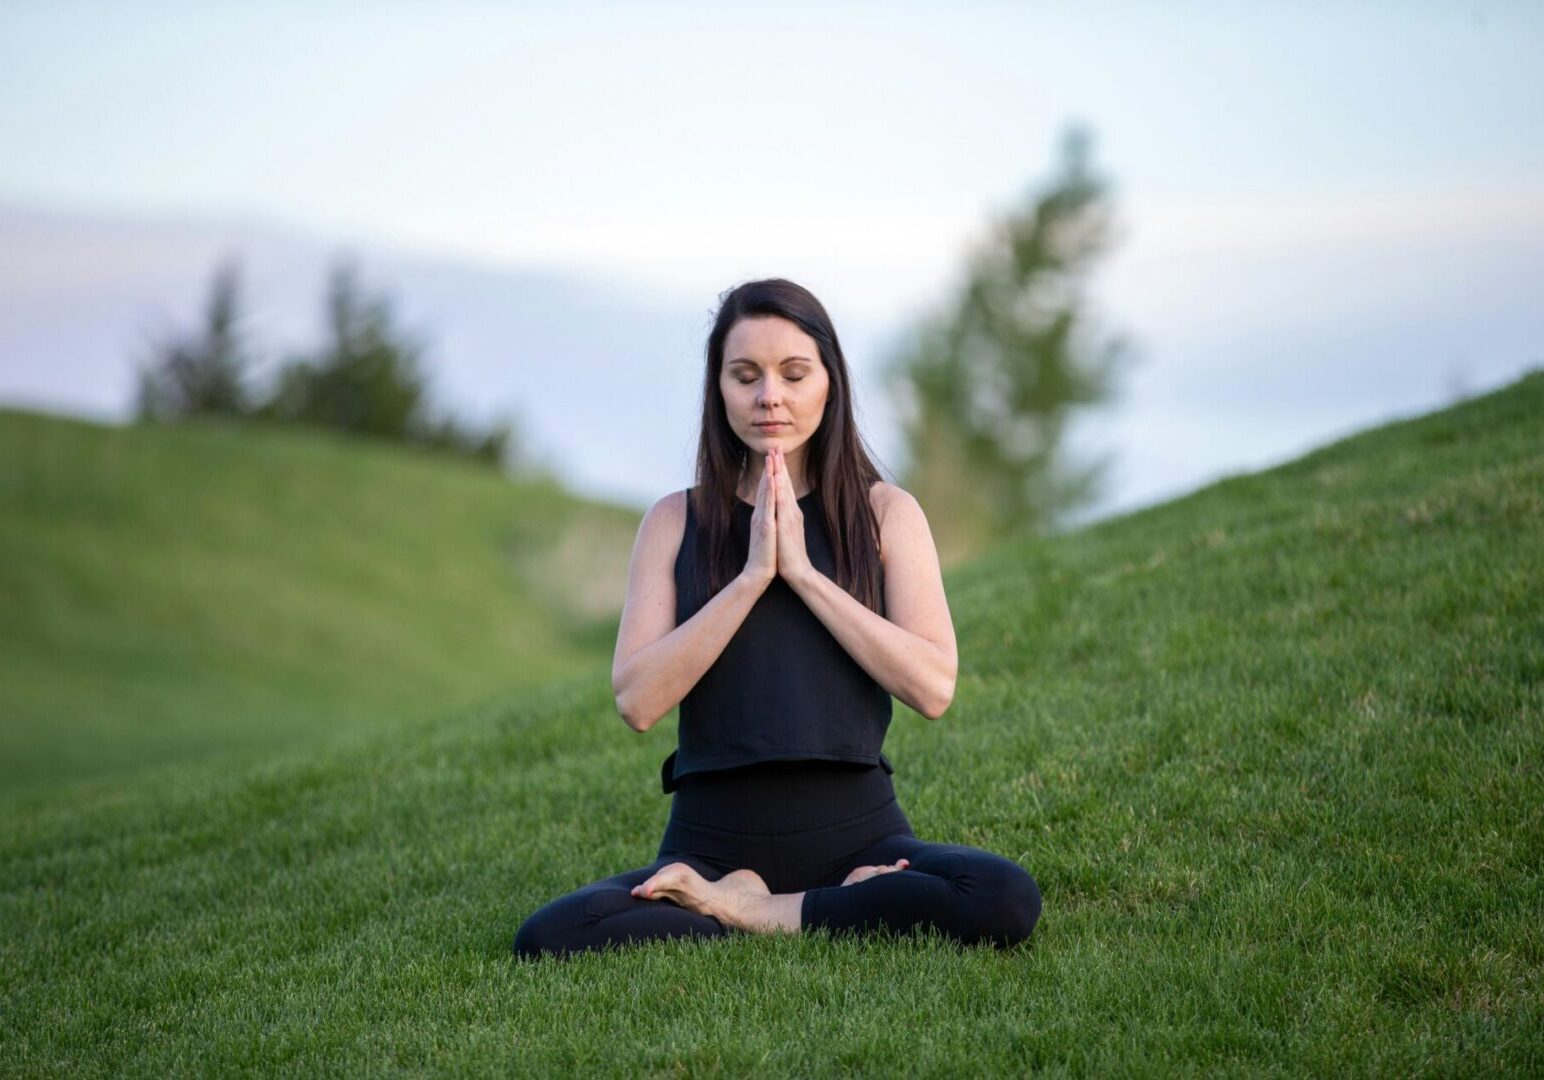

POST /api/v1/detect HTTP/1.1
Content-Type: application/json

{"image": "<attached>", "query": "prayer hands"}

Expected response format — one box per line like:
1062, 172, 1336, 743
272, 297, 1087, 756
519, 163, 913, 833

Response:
744, 445, 815, 588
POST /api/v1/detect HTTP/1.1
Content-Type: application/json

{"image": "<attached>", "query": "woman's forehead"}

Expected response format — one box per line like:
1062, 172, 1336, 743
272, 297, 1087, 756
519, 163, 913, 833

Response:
725, 315, 818, 360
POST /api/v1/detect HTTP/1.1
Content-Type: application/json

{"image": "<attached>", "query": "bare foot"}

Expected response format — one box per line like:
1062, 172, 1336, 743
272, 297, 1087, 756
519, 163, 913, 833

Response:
840, 858, 910, 887
630, 863, 771, 928
716, 868, 773, 911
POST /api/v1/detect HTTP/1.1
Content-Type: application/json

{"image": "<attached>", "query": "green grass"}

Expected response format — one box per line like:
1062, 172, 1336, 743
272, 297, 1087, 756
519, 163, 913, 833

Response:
0, 411, 637, 790
3, 373, 1542, 1074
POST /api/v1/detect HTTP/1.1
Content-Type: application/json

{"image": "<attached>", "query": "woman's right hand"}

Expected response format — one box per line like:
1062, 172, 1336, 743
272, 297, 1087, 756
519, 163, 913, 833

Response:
743, 452, 778, 587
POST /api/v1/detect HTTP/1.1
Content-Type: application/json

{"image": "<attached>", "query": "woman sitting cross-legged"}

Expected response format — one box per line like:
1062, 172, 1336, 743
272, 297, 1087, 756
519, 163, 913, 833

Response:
513, 278, 1041, 959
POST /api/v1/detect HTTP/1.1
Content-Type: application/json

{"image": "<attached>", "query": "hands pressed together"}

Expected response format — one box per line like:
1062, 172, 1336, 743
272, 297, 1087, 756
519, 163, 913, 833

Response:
744, 445, 816, 589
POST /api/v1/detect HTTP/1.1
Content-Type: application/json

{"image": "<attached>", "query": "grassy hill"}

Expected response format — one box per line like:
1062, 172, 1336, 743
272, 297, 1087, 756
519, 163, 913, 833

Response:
0, 410, 638, 790
3, 373, 1540, 1073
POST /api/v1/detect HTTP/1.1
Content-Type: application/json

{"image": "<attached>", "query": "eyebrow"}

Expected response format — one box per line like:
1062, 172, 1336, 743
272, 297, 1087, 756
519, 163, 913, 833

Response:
726, 355, 815, 366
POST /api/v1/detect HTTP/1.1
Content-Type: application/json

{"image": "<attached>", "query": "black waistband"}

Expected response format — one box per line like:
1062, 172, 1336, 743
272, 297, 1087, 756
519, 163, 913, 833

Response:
667, 757, 896, 835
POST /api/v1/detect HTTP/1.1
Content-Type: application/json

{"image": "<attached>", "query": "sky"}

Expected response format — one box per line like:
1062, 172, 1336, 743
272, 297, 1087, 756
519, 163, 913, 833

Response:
2, 1, 1541, 518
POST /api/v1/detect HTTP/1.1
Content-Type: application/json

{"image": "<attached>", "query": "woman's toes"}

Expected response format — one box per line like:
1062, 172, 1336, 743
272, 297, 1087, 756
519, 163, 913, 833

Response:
632, 864, 682, 898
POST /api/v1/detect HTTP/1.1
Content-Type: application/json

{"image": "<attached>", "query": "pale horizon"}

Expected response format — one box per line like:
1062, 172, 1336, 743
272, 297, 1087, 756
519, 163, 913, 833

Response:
2, 1, 1541, 521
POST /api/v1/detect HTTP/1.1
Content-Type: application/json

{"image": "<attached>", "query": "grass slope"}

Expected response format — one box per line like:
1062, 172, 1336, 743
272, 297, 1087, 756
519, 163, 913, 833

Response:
3, 374, 1541, 1074
0, 411, 636, 791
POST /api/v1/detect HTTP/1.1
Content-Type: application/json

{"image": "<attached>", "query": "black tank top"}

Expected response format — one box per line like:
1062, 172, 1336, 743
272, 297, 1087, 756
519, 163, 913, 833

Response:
660, 486, 894, 794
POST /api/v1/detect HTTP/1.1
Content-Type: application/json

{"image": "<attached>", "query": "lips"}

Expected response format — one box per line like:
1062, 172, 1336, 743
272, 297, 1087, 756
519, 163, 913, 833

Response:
754, 422, 788, 430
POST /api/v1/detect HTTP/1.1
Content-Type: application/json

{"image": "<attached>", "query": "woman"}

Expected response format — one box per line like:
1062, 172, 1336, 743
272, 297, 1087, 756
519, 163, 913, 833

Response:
513, 278, 1041, 958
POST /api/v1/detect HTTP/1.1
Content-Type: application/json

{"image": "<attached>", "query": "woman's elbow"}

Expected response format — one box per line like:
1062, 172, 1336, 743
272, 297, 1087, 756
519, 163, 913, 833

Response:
916, 675, 955, 721
613, 688, 656, 733
921, 694, 952, 722
612, 672, 653, 733
614, 686, 665, 732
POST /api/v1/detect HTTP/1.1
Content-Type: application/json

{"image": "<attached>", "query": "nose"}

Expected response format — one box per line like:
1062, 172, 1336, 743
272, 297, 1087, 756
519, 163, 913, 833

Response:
757, 381, 782, 409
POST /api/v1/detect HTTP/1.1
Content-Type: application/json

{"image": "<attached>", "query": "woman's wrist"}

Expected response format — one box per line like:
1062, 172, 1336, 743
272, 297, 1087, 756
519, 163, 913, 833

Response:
780, 562, 820, 594
738, 567, 776, 594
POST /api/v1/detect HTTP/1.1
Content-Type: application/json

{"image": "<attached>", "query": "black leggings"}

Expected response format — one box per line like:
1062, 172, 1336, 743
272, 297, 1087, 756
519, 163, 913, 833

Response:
513, 759, 1041, 959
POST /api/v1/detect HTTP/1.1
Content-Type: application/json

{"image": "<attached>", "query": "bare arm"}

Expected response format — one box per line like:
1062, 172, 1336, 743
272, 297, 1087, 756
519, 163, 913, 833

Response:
611, 490, 771, 732
784, 484, 958, 720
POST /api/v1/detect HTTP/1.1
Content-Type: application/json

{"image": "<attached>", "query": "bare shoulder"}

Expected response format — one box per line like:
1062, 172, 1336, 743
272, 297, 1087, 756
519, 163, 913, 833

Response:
867, 479, 908, 524
615, 489, 690, 685
623, 488, 689, 574
867, 481, 954, 680
649, 487, 689, 525
868, 481, 931, 560
638, 488, 689, 552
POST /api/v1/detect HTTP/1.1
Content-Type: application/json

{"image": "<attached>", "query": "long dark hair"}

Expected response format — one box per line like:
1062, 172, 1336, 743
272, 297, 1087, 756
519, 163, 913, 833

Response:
690, 278, 888, 613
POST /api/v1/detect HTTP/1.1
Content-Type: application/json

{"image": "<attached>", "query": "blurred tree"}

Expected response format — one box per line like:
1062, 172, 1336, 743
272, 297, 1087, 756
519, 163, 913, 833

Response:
257, 257, 535, 470
259, 259, 429, 440
134, 255, 254, 422
884, 123, 1131, 564
415, 408, 518, 469
139, 253, 534, 470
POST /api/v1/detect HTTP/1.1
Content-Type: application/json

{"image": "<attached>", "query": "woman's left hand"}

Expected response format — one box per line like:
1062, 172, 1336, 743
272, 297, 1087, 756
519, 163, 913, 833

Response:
771, 446, 816, 585
841, 858, 910, 886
